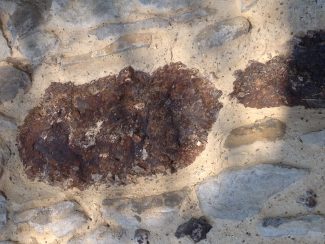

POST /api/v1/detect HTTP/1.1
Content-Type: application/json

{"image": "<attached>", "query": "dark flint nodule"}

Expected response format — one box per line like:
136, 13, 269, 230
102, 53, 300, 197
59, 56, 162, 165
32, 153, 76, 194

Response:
175, 217, 212, 243
297, 189, 317, 208
18, 63, 222, 189
230, 30, 325, 108
134, 229, 150, 244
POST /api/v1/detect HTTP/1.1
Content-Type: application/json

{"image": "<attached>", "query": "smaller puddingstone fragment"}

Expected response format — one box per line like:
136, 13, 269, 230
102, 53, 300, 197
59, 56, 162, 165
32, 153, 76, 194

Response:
230, 30, 325, 108
18, 63, 222, 189
175, 217, 212, 243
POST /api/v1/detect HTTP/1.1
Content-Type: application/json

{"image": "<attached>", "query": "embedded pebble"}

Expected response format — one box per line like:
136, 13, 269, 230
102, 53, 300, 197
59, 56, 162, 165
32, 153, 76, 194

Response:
300, 130, 325, 150
224, 118, 286, 148
0, 65, 31, 103
196, 164, 308, 220
13, 201, 88, 237
0, 194, 7, 230
196, 17, 251, 49
134, 229, 150, 244
258, 215, 325, 237
175, 217, 212, 243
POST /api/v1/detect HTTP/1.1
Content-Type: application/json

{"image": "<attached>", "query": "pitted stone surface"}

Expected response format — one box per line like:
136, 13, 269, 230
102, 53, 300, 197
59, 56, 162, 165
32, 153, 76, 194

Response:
18, 63, 222, 189
224, 118, 286, 148
13, 201, 88, 237
0, 65, 31, 103
196, 17, 251, 49
102, 188, 189, 228
196, 164, 308, 220
258, 215, 325, 237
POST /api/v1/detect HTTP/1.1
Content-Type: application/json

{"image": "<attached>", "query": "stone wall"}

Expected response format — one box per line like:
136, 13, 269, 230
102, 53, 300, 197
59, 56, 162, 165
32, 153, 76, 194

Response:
0, 0, 324, 243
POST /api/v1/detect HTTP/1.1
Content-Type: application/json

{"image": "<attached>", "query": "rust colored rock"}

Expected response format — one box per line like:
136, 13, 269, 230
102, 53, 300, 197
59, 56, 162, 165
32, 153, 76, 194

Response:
18, 63, 222, 189
230, 30, 325, 108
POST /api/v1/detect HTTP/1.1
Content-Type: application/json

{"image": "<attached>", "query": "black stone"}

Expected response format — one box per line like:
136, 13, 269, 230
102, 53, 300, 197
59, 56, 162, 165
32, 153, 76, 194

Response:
175, 217, 212, 243
134, 229, 150, 244
297, 189, 317, 208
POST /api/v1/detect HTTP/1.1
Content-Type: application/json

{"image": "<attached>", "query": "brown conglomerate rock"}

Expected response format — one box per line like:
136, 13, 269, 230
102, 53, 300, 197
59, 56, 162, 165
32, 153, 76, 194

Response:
230, 30, 325, 108
18, 63, 222, 189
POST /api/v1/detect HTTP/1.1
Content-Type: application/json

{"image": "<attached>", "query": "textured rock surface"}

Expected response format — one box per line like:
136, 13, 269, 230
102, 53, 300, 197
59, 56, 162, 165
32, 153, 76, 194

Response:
18, 63, 222, 188
68, 226, 124, 244
0, 65, 31, 103
231, 30, 325, 108
196, 164, 308, 220
102, 188, 188, 228
258, 215, 325, 237
300, 130, 325, 149
13, 201, 88, 237
224, 118, 286, 148
0, 194, 7, 230
175, 217, 212, 243
196, 17, 250, 49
